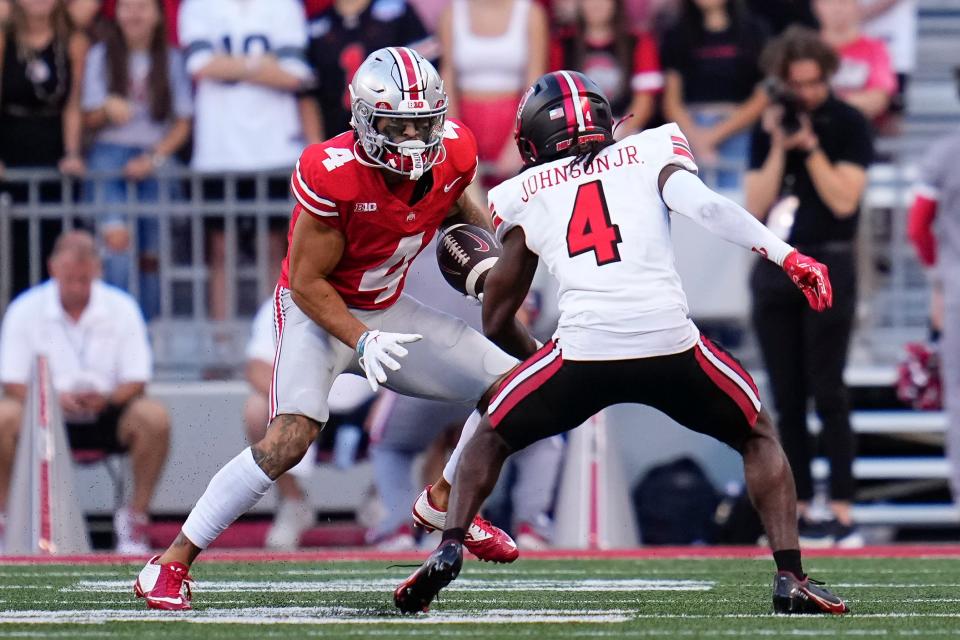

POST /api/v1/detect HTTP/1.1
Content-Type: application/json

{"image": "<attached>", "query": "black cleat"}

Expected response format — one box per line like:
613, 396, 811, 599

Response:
394, 540, 464, 614
773, 571, 849, 615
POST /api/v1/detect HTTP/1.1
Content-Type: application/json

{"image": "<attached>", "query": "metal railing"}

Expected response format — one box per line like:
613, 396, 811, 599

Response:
0, 147, 934, 375
1, 166, 295, 377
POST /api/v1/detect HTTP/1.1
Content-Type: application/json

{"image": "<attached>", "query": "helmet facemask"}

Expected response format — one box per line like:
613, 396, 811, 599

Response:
352, 96, 447, 180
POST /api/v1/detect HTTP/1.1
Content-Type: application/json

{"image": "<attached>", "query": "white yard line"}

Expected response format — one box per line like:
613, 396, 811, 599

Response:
0, 567, 126, 580
467, 631, 960, 638
276, 568, 715, 577
0, 606, 632, 625
66, 577, 715, 593
4, 606, 960, 626
0, 633, 116, 639
625, 613, 960, 619
833, 583, 960, 588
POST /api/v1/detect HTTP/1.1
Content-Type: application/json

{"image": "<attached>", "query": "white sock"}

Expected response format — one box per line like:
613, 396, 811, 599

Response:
181, 447, 273, 549
442, 410, 481, 486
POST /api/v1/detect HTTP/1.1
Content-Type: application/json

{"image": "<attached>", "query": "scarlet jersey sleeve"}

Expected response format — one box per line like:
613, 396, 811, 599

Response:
290, 145, 343, 228
630, 31, 664, 94
441, 119, 480, 193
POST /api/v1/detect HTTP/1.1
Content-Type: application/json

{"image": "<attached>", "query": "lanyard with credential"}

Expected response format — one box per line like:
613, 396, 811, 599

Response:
58, 317, 92, 373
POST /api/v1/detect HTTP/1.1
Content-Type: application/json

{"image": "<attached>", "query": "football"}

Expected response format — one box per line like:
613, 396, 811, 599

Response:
435, 223, 501, 299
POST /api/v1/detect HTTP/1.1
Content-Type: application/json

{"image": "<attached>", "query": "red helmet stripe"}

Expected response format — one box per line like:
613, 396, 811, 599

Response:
391, 46, 421, 100
557, 71, 586, 132
569, 71, 592, 128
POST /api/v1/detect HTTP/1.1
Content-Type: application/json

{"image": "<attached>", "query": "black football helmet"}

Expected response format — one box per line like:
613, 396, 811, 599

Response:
514, 70, 614, 167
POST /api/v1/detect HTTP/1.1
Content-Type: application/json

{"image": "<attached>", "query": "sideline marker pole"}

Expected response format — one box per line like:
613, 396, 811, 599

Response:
5, 356, 90, 555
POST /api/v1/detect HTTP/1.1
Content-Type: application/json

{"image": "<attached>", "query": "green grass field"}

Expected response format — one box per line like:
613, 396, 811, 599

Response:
1, 555, 959, 639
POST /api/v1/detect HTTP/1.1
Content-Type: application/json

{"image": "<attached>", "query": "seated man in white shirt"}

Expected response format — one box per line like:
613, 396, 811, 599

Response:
0, 231, 170, 554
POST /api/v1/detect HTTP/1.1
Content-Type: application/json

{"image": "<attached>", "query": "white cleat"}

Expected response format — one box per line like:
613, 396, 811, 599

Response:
134, 555, 194, 611
412, 485, 518, 563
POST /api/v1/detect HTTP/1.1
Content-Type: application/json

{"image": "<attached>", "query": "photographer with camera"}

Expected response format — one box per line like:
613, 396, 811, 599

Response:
745, 26, 874, 547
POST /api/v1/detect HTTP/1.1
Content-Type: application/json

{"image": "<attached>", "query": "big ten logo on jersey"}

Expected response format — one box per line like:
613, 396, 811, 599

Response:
355, 202, 378, 213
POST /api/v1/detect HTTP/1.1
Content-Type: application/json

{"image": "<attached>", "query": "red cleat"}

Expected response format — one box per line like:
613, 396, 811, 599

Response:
412, 486, 519, 563
134, 555, 194, 611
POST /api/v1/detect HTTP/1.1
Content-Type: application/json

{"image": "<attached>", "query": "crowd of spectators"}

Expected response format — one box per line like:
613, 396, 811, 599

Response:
0, 0, 913, 318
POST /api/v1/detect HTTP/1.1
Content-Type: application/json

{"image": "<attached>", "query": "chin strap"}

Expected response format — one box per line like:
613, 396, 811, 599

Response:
407, 151, 425, 180
612, 113, 635, 137
398, 140, 426, 180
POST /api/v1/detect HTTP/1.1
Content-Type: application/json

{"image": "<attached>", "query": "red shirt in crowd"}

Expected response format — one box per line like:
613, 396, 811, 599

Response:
549, 29, 662, 116
832, 35, 897, 99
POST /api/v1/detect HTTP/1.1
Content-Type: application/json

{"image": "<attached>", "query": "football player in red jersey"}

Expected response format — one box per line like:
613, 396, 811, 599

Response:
134, 47, 520, 611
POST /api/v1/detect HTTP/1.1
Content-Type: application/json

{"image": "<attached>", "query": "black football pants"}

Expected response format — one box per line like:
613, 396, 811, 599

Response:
750, 246, 857, 502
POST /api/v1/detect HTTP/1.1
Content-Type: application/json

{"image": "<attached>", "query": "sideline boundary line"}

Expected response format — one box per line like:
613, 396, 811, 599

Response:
2, 545, 960, 565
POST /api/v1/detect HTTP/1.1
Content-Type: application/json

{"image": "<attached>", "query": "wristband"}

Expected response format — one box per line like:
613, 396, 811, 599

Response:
356, 330, 371, 356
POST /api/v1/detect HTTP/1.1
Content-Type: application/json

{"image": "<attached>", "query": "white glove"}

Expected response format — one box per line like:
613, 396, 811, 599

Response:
356, 329, 423, 392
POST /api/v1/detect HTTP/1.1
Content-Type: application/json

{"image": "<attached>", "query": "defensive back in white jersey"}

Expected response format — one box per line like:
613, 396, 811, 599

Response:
487, 123, 700, 361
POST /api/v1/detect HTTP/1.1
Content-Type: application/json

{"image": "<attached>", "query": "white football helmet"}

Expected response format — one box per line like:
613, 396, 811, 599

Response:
349, 47, 447, 180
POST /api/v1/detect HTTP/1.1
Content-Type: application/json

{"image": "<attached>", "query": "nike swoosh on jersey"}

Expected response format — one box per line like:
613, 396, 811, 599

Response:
443, 177, 463, 192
